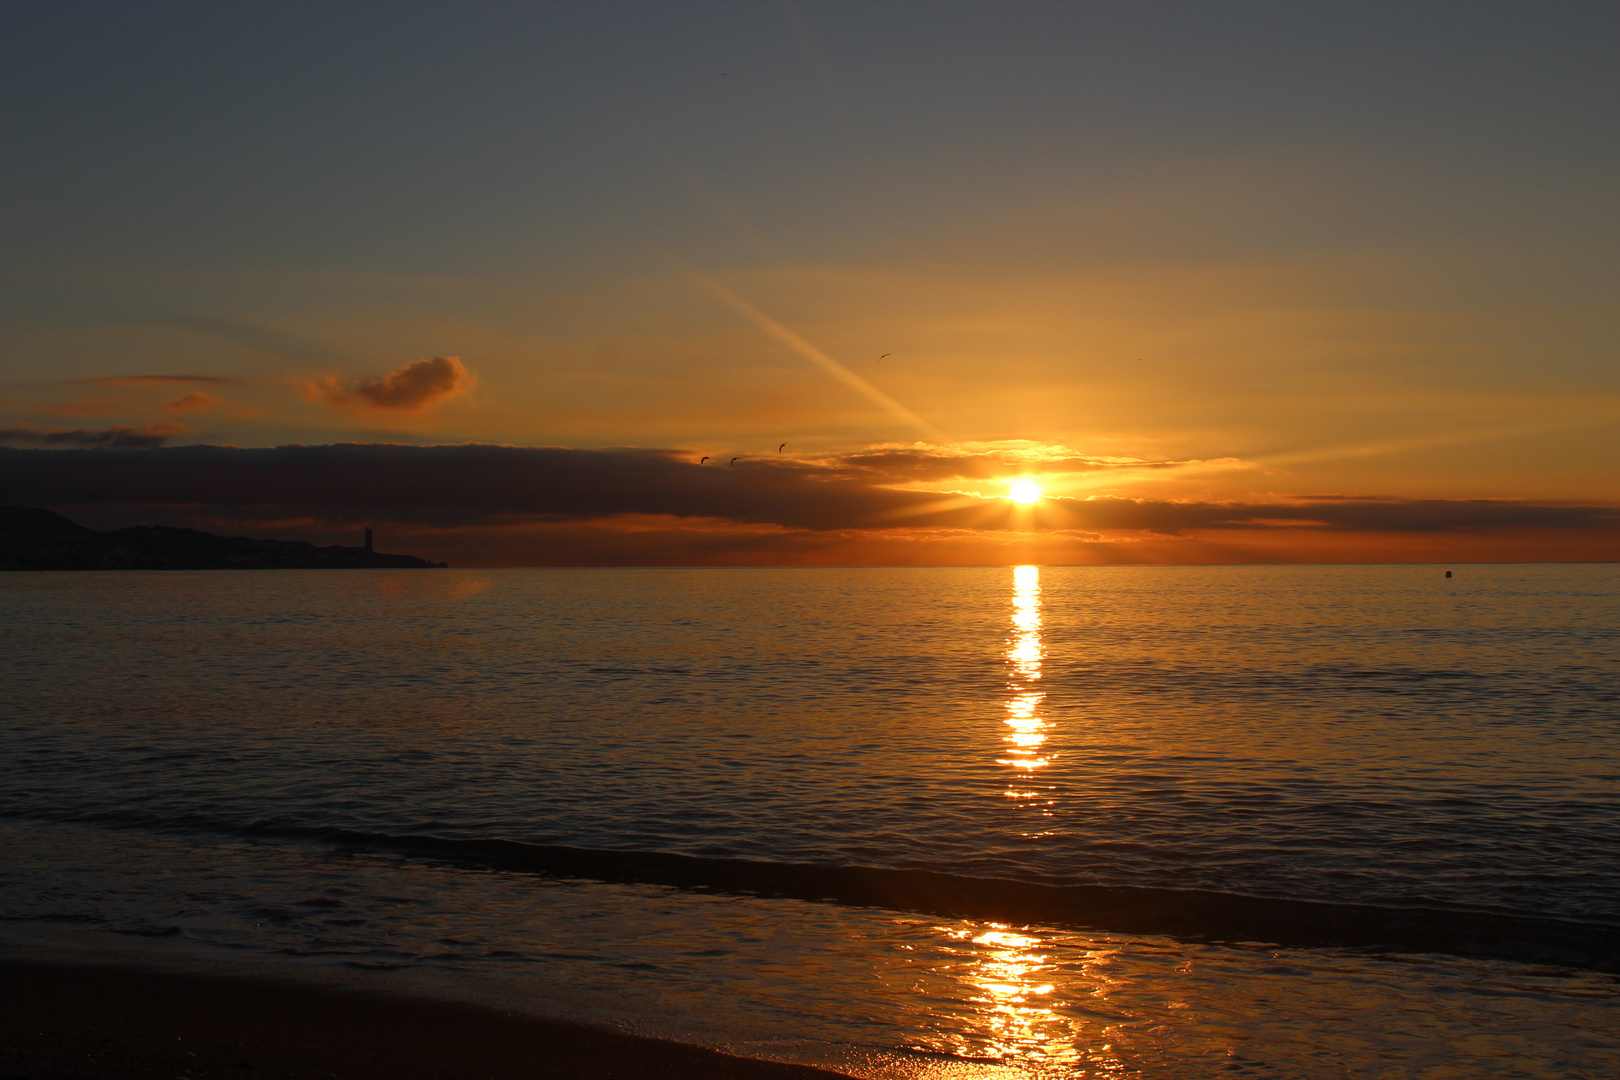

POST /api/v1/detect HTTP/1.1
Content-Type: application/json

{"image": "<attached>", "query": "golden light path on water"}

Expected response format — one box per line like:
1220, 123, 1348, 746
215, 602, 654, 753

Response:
932, 564, 1082, 1075
1001, 565, 1050, 775
928, 922, 1083, 1076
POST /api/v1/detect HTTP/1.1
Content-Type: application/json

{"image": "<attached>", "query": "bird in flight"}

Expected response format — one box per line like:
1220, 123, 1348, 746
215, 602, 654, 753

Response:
730, 457, 740, 466
778, 443, 786, 453
699, 456, 709, 465
877, 353, 891, 363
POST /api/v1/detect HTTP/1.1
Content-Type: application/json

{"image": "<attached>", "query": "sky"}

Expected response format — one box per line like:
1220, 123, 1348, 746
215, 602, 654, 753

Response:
2, 0, 1617, 565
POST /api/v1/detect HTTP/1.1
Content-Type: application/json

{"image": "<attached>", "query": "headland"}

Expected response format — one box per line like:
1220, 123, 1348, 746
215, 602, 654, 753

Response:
0, 506, 447, 570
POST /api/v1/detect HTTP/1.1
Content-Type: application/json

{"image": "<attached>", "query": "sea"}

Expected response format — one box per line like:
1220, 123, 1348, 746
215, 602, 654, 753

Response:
1, 564, 1617, 1078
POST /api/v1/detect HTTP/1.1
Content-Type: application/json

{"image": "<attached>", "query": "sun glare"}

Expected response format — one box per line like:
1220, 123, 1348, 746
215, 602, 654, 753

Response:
1009, 480, 1042, 504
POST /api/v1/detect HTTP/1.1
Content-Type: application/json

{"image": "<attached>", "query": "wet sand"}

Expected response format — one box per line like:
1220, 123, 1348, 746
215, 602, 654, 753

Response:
0, 959, 854, 1080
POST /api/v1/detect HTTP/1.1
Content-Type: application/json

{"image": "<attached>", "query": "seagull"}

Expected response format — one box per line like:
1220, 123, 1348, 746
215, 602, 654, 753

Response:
878, 353, 890, 362
778, 443, 786, 453
699, 456, 709, 465
730, 457, 740, 466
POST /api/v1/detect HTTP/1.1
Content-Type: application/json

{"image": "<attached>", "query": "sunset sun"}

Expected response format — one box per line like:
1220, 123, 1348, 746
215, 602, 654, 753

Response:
1009, 479, 1042, 504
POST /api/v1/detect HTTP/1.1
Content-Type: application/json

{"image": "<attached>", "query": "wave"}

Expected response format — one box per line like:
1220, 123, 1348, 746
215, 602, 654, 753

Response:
233, 821, 1620, 973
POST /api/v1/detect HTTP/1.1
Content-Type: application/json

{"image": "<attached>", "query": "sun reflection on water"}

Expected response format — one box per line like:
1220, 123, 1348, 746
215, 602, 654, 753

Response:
1000, 566, 1051, 775
927, 921, 1087, 1074
959, 566, 1088, 1072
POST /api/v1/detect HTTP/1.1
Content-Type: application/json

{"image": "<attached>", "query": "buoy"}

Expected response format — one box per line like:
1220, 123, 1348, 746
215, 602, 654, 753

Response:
1445, 570, 1452, 578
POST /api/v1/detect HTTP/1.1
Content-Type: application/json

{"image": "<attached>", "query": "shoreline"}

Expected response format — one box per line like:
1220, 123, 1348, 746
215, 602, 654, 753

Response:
0, 955, 857, 1080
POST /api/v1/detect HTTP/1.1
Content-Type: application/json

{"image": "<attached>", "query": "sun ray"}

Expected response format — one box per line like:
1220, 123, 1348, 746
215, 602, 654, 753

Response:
688, 271, 946, 441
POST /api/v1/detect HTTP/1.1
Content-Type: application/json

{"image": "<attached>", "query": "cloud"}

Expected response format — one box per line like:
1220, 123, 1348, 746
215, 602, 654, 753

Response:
164, 392, 224, 413
820, 442, 1219, 483
0, 443, 1614, 544
49, 395, 130, 417
1020, 496, 1620, 535
0, 423, 188, 449
0, 442, 940, 529
77, 375, 233, 386
307, 356, 473, 412
27, 378, 233, 418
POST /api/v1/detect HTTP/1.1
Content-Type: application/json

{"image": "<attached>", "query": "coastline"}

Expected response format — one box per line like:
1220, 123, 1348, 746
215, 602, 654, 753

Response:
0, 954, 856, 1080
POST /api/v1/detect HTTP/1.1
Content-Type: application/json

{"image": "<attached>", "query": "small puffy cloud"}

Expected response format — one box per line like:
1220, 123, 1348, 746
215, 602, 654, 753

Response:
308, 356, 473, 412
0, 422, 188, 449
164, 392, 225, 413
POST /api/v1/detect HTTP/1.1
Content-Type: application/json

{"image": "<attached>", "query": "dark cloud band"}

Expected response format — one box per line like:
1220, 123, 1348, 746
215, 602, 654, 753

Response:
0, 424, 186, 449
2, 443, 1616, 538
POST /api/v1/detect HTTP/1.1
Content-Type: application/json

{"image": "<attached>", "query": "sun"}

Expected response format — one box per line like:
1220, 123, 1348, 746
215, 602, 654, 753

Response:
1008, 479, 1042, 504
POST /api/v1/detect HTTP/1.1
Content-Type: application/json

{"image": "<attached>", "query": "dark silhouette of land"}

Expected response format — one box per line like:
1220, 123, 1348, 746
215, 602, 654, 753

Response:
0, 506, 446, 570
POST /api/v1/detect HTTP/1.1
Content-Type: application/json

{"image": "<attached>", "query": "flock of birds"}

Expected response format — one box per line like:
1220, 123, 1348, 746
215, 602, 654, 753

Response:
698, 443, 787, 467
698, 353, 891, 466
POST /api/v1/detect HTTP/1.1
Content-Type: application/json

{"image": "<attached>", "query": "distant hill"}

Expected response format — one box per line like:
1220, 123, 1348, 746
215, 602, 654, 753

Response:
0, 507, 447, 570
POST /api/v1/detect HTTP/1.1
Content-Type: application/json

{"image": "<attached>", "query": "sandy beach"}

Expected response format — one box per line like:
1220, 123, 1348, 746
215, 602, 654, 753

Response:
0, 958, 854, 1080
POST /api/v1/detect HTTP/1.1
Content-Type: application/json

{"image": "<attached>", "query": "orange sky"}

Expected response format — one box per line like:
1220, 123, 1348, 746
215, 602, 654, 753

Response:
2, 3, 1616, 564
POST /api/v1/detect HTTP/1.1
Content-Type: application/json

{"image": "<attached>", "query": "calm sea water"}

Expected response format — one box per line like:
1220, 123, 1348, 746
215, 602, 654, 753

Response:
2, 565, 1617, 1077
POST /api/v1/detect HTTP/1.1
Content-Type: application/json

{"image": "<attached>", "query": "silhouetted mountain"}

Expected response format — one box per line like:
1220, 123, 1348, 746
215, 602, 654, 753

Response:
0, 507, 447, 570
0, 505, 92, 541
